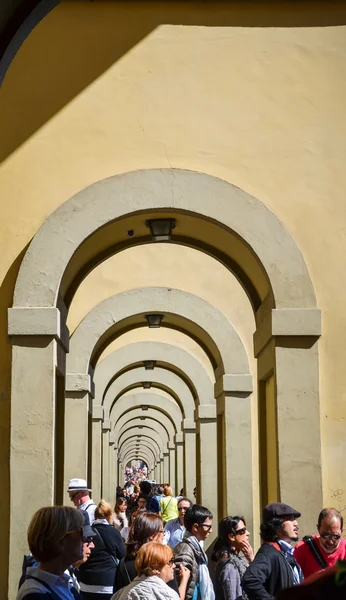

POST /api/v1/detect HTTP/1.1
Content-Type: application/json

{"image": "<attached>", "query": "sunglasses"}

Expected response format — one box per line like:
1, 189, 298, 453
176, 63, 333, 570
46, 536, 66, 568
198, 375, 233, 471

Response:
320, 533, 341, 540
178, 507, 189, 511
235, 527, 247, 536
167, 558, 175, 566
63, 528, 94, 544
199, 523, 212, 531
69, 491, 81, 501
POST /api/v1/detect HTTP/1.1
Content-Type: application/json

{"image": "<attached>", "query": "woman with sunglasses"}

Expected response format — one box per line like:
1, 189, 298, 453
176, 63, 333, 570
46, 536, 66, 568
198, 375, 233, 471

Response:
212, 516, 254, 600
17, 506, 85, 599
77, 500, 126, 600
111, 542, 189, 600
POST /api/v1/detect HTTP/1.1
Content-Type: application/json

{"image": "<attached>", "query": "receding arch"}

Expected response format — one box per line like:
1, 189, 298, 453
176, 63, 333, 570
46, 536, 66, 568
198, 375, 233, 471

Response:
103, 366, 196, 421
66, 287, 250, 376
110, 393, 184, 432
117, 420, 169, 448
119, 428, 166, 455
94, 342, 214, 408
120, 438, 159, 460
12, 169, 317, 311
114, 408, 176, 441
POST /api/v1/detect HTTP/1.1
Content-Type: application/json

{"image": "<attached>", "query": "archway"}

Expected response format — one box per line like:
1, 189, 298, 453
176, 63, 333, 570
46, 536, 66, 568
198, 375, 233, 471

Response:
8, 168, 321, 579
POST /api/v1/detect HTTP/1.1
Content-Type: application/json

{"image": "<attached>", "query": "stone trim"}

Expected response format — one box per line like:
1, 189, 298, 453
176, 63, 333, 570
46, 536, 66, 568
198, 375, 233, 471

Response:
254, 308, 322, 356
8, 306, 69, 351
214, 374, 253, 399
93, 405, 104, 420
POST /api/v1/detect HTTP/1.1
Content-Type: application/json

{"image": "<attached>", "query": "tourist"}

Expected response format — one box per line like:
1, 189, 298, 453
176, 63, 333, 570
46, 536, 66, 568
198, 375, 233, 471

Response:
111, 542, 189, 600
155, 486, 165, 504
212, 516, 254, 600
113, 497, 129, 533
160, 486, 178, 524
164, 498, 192, 549
242, 503, 303, 599
174, 504, 214, 600
139, 481, 161, 513
78, 500, 125, 600
294, 507, 346, 577
68, 479, 96, 526
17, 506, 85, 599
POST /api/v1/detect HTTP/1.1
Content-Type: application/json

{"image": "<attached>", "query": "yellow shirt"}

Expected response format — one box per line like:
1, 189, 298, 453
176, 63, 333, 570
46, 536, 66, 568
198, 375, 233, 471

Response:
160, 496, 178, 523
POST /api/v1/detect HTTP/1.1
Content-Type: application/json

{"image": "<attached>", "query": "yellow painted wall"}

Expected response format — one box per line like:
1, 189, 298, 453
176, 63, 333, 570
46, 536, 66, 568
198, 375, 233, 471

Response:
1, 1, 346, 595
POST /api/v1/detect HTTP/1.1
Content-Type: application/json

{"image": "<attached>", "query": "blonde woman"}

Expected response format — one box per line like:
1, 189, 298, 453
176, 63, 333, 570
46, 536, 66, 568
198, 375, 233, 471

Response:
160, 486, 178, 524
78, 500, 125, 600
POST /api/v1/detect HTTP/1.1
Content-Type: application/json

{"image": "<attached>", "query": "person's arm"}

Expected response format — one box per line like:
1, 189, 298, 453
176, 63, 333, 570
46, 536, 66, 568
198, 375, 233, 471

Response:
219, 563, 242, 600
163, 521, 172, 546
177, 564, 191, 600
242, 553, 274, 600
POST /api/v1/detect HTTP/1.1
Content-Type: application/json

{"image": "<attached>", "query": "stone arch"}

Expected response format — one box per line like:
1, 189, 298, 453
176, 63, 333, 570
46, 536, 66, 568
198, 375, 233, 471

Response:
119, 428, 165, 456
8, 169, 322, 573
117, 419, 170, 447
94, 342, 214, 407
121, 439, 159, 461
103, 366, 196, 421
115, 411, 175, 442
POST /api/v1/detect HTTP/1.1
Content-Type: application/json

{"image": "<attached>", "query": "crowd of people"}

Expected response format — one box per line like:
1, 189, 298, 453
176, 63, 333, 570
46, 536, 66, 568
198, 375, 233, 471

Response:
17, 476, 346, 600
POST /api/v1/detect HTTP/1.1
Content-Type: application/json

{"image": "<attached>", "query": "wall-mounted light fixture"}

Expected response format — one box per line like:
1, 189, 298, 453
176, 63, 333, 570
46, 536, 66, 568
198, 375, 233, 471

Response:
146, 218, 176, 242
143, 360, 156, 370
140, 416, 146, 421
142, 381, 152, 389
141, 405, 149, 411
145, 314, 163, 328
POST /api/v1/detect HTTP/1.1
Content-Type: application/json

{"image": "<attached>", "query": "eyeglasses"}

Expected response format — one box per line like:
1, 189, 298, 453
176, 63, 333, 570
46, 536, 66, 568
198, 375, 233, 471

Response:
69, 491, 80, 501
320, 533, 341, 540
200, 523, 212, 531
235, 527, 247, 536
178, 507, 189, 511
158, 529, 165, 534
63, 528, 94, 544
167, 558, 175, 566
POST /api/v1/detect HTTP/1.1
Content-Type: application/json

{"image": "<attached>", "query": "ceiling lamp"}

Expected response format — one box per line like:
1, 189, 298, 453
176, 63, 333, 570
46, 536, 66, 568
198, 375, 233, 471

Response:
141, 405, 148, 411
146, 218, 176, 242
142, 381, 152, 389
143, 360, 156, 370
145, 314, 163, 328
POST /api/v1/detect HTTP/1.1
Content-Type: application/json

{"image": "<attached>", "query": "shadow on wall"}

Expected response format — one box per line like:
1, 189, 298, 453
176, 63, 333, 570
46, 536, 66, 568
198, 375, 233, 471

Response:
1, 0, 346, 163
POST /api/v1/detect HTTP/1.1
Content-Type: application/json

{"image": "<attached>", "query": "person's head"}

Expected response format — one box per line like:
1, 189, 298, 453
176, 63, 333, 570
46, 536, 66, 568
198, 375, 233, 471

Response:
138, 493, 149, 509
127, 512, 165, 556
184, 504, 213, 542
317, 508, 344, 555
67, 478, 91, 508
179, 488, 184, 496
135, 542, 175, 583
95, 499, 113, 523
157, 486, 164, 495
212, 516, 249, 560
115, 496, 127, 514
163, 485, 172, 497
177, 497, 192, 525
140, 480, 152, 495
261, 502, 300, 544
193, 487, 197, 499
28, 506, 84, 567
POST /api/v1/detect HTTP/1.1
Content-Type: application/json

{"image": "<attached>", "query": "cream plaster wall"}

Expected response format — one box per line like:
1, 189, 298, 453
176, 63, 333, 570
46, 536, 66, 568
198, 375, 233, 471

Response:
1, 2, 346, 595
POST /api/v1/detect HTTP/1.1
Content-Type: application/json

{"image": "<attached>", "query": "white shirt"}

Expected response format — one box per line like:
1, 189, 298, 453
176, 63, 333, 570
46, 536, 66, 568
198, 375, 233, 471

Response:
79, 498, 96, 524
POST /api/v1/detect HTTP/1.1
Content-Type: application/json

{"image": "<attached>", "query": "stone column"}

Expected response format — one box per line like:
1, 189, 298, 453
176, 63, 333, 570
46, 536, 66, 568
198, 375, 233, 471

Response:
109, 433, 115, 502
195, 406, 218, 537
168, 442, 176, 494
64, 373, 93, 504
160, 454, 164, 484
175, 433, 184, 495
254, 307, 322, 536
91, 405, 103, 503
163, 451, 169, 484
215, 375, 253, 536
8, 306, 68, 600
102, 419, 111, 501
183, 419, 196, 501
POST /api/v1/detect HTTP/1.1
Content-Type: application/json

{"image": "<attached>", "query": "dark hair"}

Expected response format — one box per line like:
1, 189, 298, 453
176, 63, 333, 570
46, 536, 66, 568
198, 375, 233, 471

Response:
126, 512, 163, 558
184, 504, 213, 532
138, 493, 149, 503
211, 516, 246, 561
157, 486, 164, 495
260, 517, 284, 542
317, 507, 343, 529
114, 496, 127, 514
140, 481, 152, 495
178, 497, 192, 507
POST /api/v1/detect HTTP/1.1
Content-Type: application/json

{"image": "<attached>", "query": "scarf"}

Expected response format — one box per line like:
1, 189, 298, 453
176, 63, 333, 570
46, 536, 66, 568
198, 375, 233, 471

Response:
185, 532, 215, 600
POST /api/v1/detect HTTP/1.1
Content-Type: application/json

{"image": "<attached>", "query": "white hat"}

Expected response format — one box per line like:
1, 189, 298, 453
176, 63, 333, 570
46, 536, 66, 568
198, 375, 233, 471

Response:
67, 478, 91, 492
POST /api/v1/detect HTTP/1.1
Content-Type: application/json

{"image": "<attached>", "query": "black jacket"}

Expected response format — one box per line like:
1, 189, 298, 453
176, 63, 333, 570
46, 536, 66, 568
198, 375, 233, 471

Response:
242, 543, 296, 599
78, 522, 125, 587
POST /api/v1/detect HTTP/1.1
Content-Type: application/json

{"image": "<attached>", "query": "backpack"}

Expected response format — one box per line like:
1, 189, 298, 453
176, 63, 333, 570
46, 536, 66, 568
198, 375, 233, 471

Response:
18, 554, 39, 589
80, 502, 96, 525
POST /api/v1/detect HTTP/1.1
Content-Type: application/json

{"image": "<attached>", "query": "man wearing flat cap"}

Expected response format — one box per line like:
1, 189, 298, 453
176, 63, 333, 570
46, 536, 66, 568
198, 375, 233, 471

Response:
242, 502, 303, 599
67, 477, 96, 525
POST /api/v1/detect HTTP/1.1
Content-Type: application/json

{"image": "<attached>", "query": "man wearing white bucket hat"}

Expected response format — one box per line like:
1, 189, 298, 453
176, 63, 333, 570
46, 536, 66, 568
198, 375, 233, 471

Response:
68, 478, 96, 525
